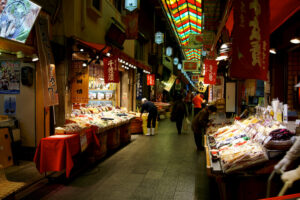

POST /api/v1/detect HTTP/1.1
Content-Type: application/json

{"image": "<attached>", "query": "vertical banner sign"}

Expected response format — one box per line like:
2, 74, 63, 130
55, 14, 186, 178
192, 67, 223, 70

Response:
147, 74, 155, 86
198, 77, 208, 93
204, 59, 217, 84
122, 11, 139, 39
103, 57, 119, 83
71, 62, 89, 104
36, 15, 59, 106
136, 70, 143, 100
231, 0, 270, 80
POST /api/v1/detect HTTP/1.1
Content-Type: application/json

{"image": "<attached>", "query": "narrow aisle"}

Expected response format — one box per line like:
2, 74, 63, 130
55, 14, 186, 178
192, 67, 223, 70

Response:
26, 119, 219, 200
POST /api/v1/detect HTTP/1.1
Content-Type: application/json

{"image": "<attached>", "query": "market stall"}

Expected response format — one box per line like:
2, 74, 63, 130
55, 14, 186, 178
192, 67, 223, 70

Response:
205, 106, 299, 199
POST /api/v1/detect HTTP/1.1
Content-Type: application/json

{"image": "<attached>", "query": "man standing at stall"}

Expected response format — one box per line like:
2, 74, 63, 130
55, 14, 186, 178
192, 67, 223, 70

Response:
192, 92, 203, 116
140, 98, 158, 136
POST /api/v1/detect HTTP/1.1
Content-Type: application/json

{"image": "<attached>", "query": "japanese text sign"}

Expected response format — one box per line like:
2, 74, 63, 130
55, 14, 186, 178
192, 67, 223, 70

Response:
147, 74, 155, 86
183, 60, 200, 72
104, 57, 119, 83
204, 59, 217, 84
231, 0, 270, 80
198, 77, 208, 93
191, 74, 200, 82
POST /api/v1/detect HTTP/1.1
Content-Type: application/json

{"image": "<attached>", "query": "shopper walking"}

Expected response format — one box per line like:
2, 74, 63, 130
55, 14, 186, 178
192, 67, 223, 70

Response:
192, 105, 217, 150
192, 92, 203, 116
140, 98, 158, 136
185, 90, 193, 115
171, 95, 187, 135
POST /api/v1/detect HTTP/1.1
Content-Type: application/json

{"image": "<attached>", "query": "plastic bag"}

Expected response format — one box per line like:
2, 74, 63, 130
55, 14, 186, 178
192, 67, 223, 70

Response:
183, 117, 190, 133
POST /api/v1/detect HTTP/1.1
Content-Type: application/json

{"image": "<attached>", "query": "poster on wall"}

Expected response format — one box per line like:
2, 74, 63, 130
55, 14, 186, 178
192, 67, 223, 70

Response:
0, 61, 20, 94
231, 0, 270, 80
0, 0, 41, 43
3, 95, 16, 116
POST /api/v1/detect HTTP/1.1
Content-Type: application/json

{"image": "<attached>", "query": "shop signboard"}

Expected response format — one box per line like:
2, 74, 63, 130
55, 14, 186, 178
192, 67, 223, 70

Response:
231, 0, 270, 80
147, 74, 155, 86
198, 77, 208, 93
136, 70, 143, 100
0, 61, 20, 94
103, 57, 119, 83
187, 34, 203, 49
183, 60, 200, 72
191, 74, 200, 82
0, 0, 41, 43
164, 74, 176, 92
71, 62, 89, 104
204, 59, 217, 84
36, 15, 59, 106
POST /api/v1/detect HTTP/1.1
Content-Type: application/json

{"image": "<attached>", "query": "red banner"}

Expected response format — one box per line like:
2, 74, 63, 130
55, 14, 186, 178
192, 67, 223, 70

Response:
231, 0, 270, 80
103, 57, 119, 83
204, 59, 218, 84
122, 11, 139, 39
147, 74, 155, 86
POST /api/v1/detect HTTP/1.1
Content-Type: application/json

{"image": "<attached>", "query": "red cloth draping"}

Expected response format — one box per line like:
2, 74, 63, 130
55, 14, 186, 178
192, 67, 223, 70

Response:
34, 127, 100, 178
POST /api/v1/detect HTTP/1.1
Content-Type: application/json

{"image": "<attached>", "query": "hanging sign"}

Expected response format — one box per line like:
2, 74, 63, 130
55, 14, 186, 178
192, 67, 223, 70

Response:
103, 57, 119, 83
36, 15, 59, 106
147, 74, 155, 86
204, 59, 218, 84
164, 75, 176, 92
198, 77, 208, 93
122, 11, 139, 39
187, 34, 203, 49
231, 0, 270, 80
125, 0, 138, 11
183, 60, 200, 72
155, 32, 164, 44
191, 74, 200, 82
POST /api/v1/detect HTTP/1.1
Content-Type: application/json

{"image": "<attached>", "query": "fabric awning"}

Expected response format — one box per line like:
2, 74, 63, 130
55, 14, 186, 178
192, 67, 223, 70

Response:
77, 39, 111, 54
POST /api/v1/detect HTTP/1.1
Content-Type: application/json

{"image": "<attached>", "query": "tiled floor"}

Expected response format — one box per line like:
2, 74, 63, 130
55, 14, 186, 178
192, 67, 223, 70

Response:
24, 119, 220, 200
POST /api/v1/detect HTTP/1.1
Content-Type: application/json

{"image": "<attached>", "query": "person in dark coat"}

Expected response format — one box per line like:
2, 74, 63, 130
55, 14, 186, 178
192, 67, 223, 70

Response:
192, 105, 217, 150
140, 98, 158, 136
172, 95, 187, 135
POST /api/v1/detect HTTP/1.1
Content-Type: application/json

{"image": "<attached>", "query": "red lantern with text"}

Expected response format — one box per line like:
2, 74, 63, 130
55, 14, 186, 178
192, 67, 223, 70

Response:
147, 74, 155, 86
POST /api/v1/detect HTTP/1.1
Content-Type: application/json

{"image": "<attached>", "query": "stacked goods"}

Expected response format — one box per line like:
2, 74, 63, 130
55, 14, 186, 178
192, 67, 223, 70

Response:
207, 117, 296, 173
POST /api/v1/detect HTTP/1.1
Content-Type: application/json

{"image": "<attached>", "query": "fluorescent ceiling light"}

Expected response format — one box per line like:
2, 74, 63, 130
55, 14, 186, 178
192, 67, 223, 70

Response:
269, 48, 276, 54
290, 37, 300, 44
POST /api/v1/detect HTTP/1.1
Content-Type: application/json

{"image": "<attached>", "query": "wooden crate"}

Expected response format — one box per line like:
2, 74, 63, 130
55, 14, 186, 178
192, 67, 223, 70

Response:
120, 124, 131, 144
107, 128, 120, 150
129, 118, 143, 134
92, 131, 108, 160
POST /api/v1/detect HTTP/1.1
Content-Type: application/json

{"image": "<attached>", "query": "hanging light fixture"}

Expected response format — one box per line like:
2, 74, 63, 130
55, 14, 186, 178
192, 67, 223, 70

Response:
155, 32, 164, 44
290, 37, 300, 44
166, 46, 173, 56
125, 0, 139, 11
173, 57, 179, 65
269, 48, 276, 54
177, 63, 182, 70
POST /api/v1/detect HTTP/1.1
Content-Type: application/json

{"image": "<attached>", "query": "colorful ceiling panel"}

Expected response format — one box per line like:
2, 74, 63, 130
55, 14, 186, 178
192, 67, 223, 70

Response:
161, 0, 203, 60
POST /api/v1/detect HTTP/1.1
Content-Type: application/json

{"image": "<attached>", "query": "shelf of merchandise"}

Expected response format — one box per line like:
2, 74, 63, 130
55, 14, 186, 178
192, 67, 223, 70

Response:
89, 89, 115, 92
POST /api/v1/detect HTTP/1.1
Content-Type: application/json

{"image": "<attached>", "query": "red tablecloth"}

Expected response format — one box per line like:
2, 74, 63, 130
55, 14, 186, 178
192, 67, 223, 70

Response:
34, 127, 100, 177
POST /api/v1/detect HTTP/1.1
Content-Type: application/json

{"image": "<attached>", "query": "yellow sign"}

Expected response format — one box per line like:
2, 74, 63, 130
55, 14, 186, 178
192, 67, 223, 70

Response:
198, 77, 208, 93
164, 75, 177, 92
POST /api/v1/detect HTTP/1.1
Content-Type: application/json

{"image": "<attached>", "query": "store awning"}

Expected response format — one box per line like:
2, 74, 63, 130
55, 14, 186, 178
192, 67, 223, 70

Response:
77, 39, 111, 54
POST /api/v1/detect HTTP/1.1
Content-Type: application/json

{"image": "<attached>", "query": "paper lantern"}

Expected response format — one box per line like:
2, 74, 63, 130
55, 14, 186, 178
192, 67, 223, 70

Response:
177, 63, 182, 70
166, 46, 173, 56
155, 32, 164, 44
173, 57, 179, 65
125, 0, 138, 11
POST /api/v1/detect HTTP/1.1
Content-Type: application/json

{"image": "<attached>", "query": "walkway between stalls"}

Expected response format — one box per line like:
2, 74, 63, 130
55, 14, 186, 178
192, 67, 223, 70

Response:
24, 118, 220, 200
